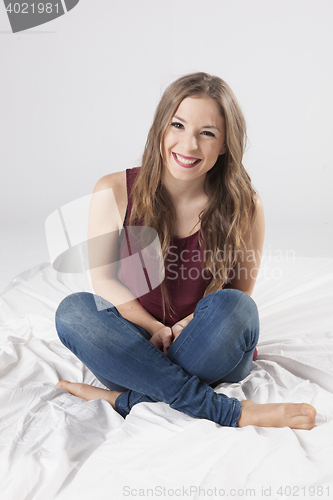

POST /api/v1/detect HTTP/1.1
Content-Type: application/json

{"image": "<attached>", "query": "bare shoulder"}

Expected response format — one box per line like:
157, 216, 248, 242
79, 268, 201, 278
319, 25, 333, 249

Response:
253, 192, 264, 212
252, 193, 265, 228
94, 170, 126, 195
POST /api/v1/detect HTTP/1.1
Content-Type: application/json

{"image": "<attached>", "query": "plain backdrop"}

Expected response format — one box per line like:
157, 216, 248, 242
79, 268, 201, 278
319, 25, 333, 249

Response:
1, 0, 333, 288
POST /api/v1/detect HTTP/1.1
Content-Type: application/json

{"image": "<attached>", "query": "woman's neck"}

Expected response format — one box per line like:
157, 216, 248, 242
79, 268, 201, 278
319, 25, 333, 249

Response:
161, 168, 207, 205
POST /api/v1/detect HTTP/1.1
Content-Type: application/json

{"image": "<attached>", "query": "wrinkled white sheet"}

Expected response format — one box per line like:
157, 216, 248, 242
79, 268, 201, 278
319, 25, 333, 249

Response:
0, 256, 333, 500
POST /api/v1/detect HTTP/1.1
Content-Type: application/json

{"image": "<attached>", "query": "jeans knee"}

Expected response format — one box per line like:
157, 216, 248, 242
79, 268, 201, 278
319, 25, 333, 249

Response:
55, 292, 92, 344
215, 288, 259, 329
56, 291, 86, 321
234, 289, 258, 320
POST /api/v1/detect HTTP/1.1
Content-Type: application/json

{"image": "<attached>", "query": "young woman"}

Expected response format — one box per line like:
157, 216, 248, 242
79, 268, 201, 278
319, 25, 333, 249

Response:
55, 72, 316, 429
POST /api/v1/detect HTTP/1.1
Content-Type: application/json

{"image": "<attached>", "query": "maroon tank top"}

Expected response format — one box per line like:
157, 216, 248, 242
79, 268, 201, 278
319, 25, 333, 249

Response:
117, 167, 214, 326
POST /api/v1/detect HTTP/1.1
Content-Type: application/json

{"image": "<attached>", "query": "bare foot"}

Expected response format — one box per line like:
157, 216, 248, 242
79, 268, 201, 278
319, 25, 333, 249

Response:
238, 400, 317, 430
56, 381, 122, 411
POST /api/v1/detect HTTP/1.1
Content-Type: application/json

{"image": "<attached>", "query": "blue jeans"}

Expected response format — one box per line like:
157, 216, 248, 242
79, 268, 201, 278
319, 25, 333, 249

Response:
55, 289, 259, 427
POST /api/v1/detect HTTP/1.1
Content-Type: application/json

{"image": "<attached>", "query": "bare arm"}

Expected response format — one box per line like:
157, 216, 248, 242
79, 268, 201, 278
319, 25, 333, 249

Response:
224, 194, 265, 296
88, 173, 167, 337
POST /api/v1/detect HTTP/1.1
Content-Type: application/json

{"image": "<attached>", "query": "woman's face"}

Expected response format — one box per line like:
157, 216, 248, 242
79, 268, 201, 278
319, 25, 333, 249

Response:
162, 95, 226, 183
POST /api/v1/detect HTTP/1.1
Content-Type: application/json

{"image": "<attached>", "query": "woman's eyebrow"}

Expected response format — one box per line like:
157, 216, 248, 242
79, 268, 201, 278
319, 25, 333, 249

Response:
202, 125, 221, 132
173, 115, 186, 123
173, 115, 220, 132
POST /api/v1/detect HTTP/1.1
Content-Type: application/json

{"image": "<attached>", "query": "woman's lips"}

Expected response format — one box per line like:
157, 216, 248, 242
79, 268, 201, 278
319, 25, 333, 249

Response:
172, 152, 202, 168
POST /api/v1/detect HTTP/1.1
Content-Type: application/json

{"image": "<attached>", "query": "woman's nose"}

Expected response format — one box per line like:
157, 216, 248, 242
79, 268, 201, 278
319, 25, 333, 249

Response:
182, 133, 198, 152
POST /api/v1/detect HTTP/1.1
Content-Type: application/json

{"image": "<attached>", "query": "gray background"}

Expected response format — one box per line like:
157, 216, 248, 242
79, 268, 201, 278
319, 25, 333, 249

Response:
1, 0, 332, 288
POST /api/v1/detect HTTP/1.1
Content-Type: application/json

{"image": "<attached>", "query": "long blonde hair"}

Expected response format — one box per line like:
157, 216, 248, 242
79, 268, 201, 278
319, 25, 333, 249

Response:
129, 72, 256, 321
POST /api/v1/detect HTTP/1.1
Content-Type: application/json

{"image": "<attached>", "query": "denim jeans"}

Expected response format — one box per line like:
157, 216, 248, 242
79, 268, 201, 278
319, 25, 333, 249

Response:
55, 288, 259, 427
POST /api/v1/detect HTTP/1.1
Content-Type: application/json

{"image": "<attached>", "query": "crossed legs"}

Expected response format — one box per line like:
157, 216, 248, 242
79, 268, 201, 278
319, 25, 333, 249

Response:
55, 289, 316, 429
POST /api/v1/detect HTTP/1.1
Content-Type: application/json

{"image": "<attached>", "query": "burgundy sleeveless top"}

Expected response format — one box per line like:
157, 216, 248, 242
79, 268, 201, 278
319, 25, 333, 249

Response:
117, 167, 215, 326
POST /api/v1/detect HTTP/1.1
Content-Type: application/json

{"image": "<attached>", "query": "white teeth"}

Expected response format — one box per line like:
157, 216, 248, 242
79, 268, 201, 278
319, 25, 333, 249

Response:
175, 153, 198, 165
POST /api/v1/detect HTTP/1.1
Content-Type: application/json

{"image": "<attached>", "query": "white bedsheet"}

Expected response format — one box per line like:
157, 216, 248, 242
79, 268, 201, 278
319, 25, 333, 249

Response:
0, 256, 333, 500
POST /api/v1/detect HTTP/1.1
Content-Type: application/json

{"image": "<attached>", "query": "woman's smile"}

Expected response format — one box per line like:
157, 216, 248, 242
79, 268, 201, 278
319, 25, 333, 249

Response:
172, 152, 202, 168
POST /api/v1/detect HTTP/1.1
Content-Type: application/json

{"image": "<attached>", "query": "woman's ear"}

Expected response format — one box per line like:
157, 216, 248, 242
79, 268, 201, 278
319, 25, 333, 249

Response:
219, 143, 227, 155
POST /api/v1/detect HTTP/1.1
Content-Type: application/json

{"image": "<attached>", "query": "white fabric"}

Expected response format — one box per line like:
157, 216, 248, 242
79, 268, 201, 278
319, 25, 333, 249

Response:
0, 257, 333, 500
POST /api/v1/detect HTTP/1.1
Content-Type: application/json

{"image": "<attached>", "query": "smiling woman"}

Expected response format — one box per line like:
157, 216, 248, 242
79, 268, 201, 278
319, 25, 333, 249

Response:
55, 72, 317, 431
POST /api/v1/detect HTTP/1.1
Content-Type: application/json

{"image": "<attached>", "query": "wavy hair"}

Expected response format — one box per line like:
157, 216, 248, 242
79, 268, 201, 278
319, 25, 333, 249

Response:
129, 72, 257, 321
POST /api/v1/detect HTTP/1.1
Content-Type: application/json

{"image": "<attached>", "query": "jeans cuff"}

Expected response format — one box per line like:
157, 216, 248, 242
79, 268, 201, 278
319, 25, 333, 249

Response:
230, 398, 242, 427
115, 391, 149, 418
114, 392, 129, 419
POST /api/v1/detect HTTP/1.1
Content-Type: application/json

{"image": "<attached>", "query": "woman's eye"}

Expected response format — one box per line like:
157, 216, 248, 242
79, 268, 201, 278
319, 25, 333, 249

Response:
171, 122, 184, 129
201, 131, 216, 137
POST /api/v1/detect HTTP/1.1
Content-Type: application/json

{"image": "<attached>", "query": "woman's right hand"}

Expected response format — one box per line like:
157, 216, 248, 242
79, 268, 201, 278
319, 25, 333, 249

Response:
149, 326, 174, 354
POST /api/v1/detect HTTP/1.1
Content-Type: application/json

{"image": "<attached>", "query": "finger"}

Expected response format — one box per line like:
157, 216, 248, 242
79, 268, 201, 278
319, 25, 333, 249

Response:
149, 336, 163, 351
172, 324, 184, 339
160, 337, 170, 354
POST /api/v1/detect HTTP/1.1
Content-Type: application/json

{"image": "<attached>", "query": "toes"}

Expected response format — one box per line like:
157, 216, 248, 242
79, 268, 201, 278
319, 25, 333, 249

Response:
56, 380, 83, 397
301, 403, 317, 418
298, 404, 317, 425
56, 380, 70, 389
291, 404, 317, 430
62, 382, 89, 399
